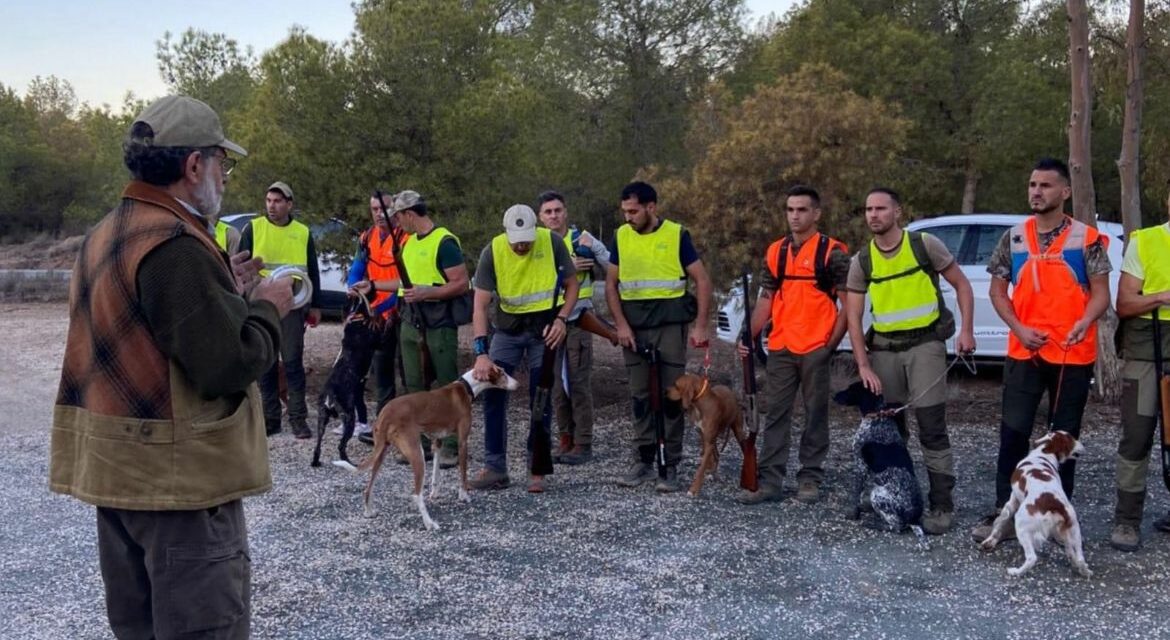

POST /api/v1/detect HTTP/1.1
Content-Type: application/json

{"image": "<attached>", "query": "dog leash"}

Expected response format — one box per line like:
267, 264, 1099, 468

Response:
1034, 343, 1073, 430
888, 352, 977, 415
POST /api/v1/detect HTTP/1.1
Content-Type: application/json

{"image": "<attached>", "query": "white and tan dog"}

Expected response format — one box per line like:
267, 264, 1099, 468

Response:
356, 367, 519, 531
979, 431, 1091, 578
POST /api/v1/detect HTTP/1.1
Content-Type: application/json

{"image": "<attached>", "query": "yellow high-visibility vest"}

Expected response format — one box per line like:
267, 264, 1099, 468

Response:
559, 233, 593, 303
250, 216, 309, 277
867, 231, 940, 332
492, 227, 559, 314
397, 226, 459, 293
1135, 224, 1170, 319
616, 219, 685, 301
214, 220, 230, 252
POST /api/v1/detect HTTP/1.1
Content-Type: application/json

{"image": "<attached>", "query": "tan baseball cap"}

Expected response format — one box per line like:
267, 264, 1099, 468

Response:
503, 204, 537, 243
392, 190, 424, 213
267, 181, 294, 200
132, 95, 247, 156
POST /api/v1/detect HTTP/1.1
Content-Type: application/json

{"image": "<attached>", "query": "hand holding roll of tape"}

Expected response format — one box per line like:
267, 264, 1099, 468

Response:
268, 265, 313, 309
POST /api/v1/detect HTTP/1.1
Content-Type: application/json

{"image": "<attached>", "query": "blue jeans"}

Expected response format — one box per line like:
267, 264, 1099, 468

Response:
483, 330, 552, 474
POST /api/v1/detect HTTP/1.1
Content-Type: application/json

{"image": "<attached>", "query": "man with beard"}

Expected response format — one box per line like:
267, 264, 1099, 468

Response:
971, 158, 1111, 544
845, 187, 976, 534
607, 181, 713, 493
240, 181, 323, 439
50, 95, 292, 638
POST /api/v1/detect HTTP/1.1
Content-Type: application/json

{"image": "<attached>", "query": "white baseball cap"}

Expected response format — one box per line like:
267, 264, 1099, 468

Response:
503, 204, 537, 244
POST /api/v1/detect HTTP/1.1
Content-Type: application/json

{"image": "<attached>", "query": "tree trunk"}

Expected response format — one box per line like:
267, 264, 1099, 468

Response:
1118, 0, 1146, 240
1068, 0, 1121, 402
961, 162, 979, 214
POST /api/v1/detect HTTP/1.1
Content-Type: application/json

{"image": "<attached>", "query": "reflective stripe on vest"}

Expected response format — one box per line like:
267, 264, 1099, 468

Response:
563, 233, 593, 300
867, 231, 939, 332
616, 219, 685, 301
765, 233, 846, 354
1135, 224, 1170, 320
1006, 216, 1100, 364
251, 216, 309, 277
363, 228, 401, 314
214, 220, 230, 252
398, 227, 459, 295
493, 227, 559, 314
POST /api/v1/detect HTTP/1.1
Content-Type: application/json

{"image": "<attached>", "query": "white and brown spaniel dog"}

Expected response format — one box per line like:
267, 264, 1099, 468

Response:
979, 431, 1091, 578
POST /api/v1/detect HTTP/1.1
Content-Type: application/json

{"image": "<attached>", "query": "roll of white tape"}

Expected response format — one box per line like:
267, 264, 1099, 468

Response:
268, 265, 313, 309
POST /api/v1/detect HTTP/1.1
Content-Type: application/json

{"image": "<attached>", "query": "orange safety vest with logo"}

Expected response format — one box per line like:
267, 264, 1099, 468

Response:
1007, 216, 1105, 365
764, 233, 847, 354
361, 227, 402, 317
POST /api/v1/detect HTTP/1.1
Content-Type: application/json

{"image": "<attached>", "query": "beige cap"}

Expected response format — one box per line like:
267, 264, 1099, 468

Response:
267, 181, 294, 200
503, 204, 537, 243
392, 190, 424, 213
132, 95, 247, 156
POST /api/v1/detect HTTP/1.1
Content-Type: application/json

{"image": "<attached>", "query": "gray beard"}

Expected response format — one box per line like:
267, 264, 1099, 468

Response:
193, 175, 222, 219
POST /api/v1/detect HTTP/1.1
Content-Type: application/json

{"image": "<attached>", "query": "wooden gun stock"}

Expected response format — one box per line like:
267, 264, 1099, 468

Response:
576, 309, 619, 346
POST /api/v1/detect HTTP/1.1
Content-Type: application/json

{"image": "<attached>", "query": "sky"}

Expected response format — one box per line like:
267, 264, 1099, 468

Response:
0, 0, 798, 110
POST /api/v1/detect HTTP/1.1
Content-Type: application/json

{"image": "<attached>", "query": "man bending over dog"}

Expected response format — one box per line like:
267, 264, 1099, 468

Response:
737, 185, 850, 505
470, 204, 578, 493
970, 158, 1111, 545
50, 96, 292, 639
845, 187, 976, 535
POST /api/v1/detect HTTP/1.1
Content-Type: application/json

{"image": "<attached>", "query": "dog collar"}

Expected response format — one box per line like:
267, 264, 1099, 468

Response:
695, 377, 710, 400
457, 377, 474, 398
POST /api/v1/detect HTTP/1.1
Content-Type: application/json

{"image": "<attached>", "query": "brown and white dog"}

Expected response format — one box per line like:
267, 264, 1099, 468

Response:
979, 431, 1091, 578
666, 373, 747, 497
356, 367, 519, 531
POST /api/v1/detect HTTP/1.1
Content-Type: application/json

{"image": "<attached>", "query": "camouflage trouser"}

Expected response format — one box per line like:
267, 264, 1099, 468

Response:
1115, 360, 1161, 526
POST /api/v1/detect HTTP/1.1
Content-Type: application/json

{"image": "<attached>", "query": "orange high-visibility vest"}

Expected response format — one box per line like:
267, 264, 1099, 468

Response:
362, 228, 402, 317
1007, 216, 1105, 365
764, 233, 847, 355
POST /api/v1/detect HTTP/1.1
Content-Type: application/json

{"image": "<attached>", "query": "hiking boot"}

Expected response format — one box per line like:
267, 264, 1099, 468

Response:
437, 448, 459, 470
655, 466, 680, 493
556, 445, 593, 466
796, 480, 820, 504
1110, 523, 1141, 552
292, 422, 312, 440
469, 468, 510, 491
922, 509, 954, 535
558, 433, 574, 456
527, 475, 546, 494
265, 420, 282, 437
1155, 512, 1170, 533
736, 484, 783, 505
616, 462, 655, 488
971, 513, 1014, 543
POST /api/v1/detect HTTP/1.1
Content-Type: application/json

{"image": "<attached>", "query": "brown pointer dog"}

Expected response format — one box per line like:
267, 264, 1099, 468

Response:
356, 367, 519, 531
667, 373, 747, 497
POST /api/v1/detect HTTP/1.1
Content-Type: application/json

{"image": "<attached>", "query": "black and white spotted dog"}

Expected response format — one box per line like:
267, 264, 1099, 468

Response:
311, 292, 384, 470
835, 381, 927, 548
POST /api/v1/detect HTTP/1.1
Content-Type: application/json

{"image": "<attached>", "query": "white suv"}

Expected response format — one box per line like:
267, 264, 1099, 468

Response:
716, 214, 1124, 359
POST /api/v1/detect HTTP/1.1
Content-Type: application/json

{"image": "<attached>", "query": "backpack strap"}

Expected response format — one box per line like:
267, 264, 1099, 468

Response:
774, 235, 792, 292
812, 233, 835, 296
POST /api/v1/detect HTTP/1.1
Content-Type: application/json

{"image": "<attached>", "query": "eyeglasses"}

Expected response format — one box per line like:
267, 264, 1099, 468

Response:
219, 156, 238, 176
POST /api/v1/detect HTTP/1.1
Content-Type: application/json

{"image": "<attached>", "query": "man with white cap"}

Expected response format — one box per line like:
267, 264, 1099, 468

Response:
470, 204, 579, 493
239, 180, 322, 439
50, 95, 291, 638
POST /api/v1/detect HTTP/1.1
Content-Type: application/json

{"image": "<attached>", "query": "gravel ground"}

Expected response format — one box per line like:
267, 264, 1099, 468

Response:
3, 302, 1170, 639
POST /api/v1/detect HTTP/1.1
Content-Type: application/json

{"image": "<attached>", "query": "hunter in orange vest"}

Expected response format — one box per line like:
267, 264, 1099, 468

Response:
972, 157, 1113, 545
737, 185, 850, 506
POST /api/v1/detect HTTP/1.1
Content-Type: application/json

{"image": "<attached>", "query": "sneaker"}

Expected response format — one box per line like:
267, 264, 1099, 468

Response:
655, 466, 680, 493
971, 513, 1014, 543
527, 475, 546, 493
437, 448, 458, 470
616, 462, 655, 488
555, 445, 593, 466
1110, 523, 1141, 552
736, 484, 783, 505
796, 480, 820, 504
339, 421, 372, 437
922, 509, 954, 535
469, 468, 510, 491
1155, 512, 1170, 533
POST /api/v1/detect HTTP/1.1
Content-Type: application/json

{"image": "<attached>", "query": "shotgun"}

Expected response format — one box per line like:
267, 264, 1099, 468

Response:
739, 270, 760, 491
529, 280, 563, 477
377, 190, 436, 390
1154, 309, 1170, 492
575, 309, 619, 346
639, 342, 668, 479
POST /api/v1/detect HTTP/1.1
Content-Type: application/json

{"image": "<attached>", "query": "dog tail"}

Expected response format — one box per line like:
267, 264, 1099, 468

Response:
355, 425, 390, 472
910, 525, 929, 551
